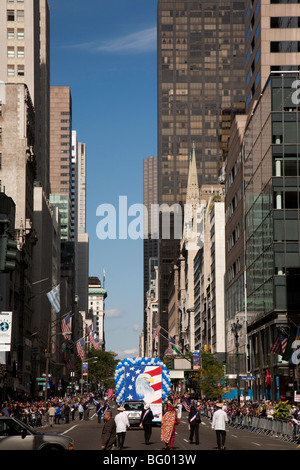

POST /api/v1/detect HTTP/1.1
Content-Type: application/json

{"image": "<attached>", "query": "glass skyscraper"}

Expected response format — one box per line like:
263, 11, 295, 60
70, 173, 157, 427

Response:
157, 0, 246, 353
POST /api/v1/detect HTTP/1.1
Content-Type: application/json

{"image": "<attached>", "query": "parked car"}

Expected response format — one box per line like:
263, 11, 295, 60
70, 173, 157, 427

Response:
0, 416, 74, 450
123, 401, 144, 426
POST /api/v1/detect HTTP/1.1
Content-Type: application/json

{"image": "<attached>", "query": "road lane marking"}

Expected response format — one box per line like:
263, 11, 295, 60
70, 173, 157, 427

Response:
62, 425, 78, 434
252, 442, 261, 446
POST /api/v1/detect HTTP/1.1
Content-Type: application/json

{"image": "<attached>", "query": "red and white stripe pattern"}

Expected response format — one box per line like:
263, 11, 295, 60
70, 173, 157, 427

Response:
144, 365, 162, 404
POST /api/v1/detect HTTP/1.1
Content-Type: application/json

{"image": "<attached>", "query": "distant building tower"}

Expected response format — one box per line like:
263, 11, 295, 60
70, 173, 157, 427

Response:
88, 276, 107, 349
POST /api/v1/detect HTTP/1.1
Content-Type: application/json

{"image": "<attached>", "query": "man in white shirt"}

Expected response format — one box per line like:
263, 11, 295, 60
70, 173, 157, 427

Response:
115, 406, 130, 450
211, 402, 228, 450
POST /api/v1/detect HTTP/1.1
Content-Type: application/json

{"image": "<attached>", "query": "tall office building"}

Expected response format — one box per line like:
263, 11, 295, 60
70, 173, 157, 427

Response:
245, 0, 300, 112
72, 131, 89, 320
143, 156, 158, 352
49, 86, 72, 241
157, 0, 246, 354
0, 0, 50, 197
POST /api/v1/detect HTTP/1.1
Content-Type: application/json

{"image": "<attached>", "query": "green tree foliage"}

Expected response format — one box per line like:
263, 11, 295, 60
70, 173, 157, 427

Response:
77, 349, 118, 391
273, 400, 291, 419
196, 351, 226, 399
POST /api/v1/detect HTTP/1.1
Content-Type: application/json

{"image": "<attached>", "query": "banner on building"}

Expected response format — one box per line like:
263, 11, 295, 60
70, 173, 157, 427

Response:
0, 311, 12, 352
193, 351, 200, 369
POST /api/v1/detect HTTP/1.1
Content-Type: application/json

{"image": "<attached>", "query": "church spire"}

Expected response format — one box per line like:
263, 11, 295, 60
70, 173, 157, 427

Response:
186, 141, 199, 205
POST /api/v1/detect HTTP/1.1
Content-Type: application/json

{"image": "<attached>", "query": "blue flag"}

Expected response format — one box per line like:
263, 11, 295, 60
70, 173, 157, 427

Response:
46, 284, 60, 313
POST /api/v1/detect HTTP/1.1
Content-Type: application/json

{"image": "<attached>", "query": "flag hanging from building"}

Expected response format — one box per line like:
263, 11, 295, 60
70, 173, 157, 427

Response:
75, 337, 85, 360
152, 324, 161, 341
46, 284, 60, 313
89, 330, 100, 350
270, 330, 288, 355
164, 336, 181, 356
61, 313, 72, 339
282, 322, 300, 363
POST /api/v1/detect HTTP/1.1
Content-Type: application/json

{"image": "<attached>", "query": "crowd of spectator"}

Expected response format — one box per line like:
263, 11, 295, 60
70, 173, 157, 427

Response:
167, 392, 300, 424
0, 392, 105, 427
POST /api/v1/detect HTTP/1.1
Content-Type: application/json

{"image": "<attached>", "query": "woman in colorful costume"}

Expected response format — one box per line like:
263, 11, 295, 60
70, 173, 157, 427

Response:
161, 401, 179, 450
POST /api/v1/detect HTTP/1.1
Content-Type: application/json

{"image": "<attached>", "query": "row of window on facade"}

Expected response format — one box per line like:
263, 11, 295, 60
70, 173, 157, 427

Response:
7, 10, 25, 22
7, 65, 24, 77
7, 47, 24, 58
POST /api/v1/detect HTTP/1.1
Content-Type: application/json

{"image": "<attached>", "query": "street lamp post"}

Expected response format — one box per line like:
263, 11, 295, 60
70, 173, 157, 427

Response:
232, 319, 242, 404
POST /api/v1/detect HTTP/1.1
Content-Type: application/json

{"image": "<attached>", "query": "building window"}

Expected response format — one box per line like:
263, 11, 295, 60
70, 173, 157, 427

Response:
17, 29, 24, 40
7, 10, 15, 21
7, 65, 15, 76
271, 17, 300, 28
271, 41, 300, 52
271, 0, 300, 3
17, 47, 24, 58
7, 29, 14, 39
17, 10, 24, 21
17, 65, 24, 76
7, 47, 15, 58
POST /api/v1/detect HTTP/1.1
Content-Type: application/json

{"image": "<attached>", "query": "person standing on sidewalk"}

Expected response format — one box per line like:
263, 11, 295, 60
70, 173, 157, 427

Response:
211, 402, 228, 450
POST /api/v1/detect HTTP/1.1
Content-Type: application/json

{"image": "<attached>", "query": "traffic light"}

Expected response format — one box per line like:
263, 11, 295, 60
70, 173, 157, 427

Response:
5, 237, 18, 270
0, 220, 18, 272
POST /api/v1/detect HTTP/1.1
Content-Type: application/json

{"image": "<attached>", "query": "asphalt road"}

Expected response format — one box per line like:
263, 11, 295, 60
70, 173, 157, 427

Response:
43, 404, 299, 452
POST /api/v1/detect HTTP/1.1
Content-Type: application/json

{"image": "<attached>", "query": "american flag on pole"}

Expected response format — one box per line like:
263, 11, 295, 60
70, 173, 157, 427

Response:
89, 330, 100, 350
61, 313, 72, 339
152, 324, 161, 341
270, 330, 288, 355
182, 398, 191, 412
75, 337, 85, 360
46, 284, 60, 313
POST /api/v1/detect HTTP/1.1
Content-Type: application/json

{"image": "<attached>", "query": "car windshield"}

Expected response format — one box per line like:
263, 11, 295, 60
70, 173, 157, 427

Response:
124, 402, 143, 411
13, 417, 38, 435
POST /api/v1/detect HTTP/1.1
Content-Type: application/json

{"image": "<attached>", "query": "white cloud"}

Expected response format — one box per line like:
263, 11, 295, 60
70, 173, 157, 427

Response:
132, 323, 140, 332
116, 348, 139, 360
65, 27, 156, 54
106, 308, 122, 318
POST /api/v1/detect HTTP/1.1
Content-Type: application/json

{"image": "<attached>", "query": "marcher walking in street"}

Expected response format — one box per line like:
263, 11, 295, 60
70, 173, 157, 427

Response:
188, 402, 201, 445
63, 401, 70, 424
140, 404, 154, 445
54, 404, 61, 424
161, 401, 179, 450
78, 402, 84, 420
48, 404, 55, 427
114, 406, 130, 450
211, 402, 228, 450
101, 410, 117, 450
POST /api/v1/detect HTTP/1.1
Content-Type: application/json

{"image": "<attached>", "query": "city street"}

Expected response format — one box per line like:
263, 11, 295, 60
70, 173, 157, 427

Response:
42, 404, 299, 452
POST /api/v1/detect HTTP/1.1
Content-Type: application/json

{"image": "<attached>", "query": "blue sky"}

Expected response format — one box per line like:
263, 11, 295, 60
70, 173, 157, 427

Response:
49, 0, 158, 358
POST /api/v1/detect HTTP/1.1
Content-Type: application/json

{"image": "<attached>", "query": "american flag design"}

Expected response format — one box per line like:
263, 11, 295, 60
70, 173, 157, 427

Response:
61, 313, 72, 339
125, 365, 162, 404
76, 337, 85, 360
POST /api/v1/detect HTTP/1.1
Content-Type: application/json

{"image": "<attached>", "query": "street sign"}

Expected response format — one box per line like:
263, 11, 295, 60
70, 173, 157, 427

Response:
240, 375, 255, 381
